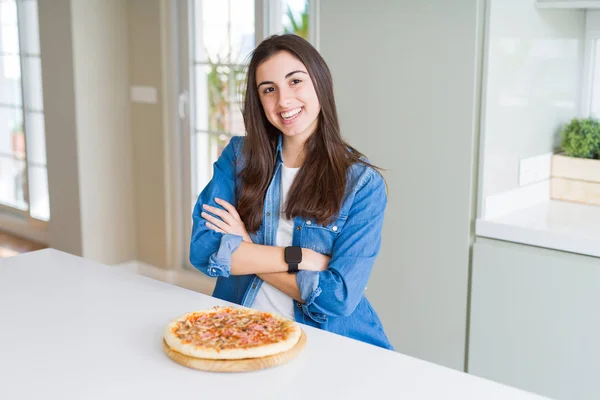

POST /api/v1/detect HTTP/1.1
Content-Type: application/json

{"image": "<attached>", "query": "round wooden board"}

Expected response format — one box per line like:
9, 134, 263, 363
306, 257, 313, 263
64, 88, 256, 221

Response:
163, 330, 306, 372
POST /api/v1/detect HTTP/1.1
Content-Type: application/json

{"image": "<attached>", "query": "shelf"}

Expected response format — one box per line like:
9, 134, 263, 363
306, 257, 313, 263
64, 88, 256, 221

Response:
476, 200, 600, 258
535, 1, 600, 9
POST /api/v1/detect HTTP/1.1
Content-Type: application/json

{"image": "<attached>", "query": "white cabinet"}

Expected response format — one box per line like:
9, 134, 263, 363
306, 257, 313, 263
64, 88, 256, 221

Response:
469, 237, 600, 400
536, 0, 600, 8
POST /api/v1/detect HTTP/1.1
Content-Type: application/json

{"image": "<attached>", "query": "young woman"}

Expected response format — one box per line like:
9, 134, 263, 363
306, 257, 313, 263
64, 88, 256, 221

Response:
190, 34, 393, 350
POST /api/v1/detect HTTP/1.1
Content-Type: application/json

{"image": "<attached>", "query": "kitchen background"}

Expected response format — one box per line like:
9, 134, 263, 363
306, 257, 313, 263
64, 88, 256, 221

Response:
1, 1, 599, 399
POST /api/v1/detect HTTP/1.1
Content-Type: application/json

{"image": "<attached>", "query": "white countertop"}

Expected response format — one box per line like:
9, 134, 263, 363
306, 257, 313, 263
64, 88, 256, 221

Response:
476, 200, 600, 258
0, 249, 549, 400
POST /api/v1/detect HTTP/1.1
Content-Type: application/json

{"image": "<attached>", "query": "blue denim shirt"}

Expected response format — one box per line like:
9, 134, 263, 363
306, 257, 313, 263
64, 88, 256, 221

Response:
190, 135, 393, 350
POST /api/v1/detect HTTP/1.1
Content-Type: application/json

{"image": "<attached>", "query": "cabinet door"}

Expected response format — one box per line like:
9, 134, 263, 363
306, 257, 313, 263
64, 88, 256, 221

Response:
469, 238, 600, 400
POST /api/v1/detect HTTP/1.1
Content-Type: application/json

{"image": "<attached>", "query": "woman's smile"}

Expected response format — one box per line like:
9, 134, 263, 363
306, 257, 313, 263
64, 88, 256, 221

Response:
279, 107, 304, 124
256, 51, 321, 140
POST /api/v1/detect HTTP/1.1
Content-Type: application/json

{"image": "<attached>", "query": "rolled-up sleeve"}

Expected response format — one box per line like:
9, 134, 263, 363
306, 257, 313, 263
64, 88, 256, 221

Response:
297, 169, 387, 322
189, 137, 243, 277
296, 270, 326, 323
205, 234, 243, 277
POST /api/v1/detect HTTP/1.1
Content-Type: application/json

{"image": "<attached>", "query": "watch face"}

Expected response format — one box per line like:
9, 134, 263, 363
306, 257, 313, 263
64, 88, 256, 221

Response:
285, 246, 302, 263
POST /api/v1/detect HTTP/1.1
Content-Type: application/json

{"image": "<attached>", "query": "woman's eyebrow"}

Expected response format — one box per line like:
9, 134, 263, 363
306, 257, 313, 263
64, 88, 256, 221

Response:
257, 70, 308, 88
257, 80, 274, 89
285, 70, 308, 78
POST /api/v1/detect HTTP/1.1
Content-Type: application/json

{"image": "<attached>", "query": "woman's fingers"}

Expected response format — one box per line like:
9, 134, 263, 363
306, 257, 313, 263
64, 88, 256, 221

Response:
215, 198, 241, 221
201, 211, 229, 232
205, 221, 225, 234
200, 200, 249, 240
202, 203, 234, 225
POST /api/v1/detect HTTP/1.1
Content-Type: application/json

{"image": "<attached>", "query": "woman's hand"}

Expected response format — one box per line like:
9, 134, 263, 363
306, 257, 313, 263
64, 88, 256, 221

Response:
299, 248, 331, 272
201, 198, 253, 243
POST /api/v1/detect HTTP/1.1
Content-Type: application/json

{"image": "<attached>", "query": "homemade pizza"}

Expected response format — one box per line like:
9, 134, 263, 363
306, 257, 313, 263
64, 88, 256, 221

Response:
163, 306, 303, 360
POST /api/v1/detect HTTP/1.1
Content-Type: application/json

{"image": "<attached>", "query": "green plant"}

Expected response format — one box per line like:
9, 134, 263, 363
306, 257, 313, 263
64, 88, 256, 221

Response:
205, 53, 247, 133
560, 117, 600, 159
283, 3, 308, 39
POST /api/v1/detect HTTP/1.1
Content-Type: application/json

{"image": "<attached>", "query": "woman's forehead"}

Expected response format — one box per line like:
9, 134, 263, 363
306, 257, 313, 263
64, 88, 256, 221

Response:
256, 51, 307, 81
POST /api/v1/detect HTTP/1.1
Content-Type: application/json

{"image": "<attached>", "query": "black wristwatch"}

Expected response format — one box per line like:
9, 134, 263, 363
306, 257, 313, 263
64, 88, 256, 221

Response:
284, 246, 302, 274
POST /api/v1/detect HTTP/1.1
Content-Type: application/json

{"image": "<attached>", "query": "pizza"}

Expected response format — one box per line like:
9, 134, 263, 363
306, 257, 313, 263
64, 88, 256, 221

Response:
163, 306, 302, 360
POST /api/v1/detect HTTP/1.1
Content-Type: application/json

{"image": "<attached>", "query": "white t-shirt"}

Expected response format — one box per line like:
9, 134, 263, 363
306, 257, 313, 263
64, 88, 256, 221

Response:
251, 165, 299, 320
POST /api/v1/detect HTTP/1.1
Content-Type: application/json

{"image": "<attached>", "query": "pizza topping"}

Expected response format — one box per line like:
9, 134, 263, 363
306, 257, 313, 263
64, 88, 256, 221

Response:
172, 307, 296, 351
175, 319, 192, 334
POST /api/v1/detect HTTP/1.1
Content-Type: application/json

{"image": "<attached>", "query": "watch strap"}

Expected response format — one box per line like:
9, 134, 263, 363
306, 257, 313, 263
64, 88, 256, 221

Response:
287, 262, 299, 274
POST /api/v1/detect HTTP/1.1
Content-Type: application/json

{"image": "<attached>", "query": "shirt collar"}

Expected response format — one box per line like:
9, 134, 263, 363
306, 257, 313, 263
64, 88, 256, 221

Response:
275, 133, 284, 164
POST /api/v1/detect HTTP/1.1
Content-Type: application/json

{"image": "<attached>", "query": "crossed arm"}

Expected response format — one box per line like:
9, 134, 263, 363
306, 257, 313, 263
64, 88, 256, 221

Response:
200, 197, 330, 302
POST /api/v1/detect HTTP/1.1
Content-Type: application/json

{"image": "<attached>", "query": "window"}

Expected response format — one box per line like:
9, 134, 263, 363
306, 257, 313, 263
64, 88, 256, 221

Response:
188, 0, 313, 210
0, 0, 48, 222
282, 0, 309, 40
173, 0, 316, 269
583, 12, 600, 117
589, 39, 600, 116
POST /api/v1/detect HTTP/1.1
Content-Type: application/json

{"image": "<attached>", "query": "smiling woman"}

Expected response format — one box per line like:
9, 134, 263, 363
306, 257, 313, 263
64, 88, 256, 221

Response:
255, 56, 320, 157
189, 34, 393, 351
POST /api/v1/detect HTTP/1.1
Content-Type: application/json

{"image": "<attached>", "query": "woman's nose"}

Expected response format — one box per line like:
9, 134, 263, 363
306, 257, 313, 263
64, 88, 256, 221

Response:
278, 89, 292, 107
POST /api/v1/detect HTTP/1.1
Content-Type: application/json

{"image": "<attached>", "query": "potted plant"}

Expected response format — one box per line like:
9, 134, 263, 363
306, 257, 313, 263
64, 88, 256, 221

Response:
551, 117, 600, 206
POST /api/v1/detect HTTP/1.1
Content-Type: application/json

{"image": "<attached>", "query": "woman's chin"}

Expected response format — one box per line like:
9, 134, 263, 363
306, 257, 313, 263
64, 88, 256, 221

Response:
281, 129, 303, 137
280, 125, 315, 139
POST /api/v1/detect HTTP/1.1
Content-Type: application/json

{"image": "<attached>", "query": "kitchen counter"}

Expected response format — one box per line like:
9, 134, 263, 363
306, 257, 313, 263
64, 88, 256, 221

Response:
0, 249, 549, 400
476, 199, 600, 259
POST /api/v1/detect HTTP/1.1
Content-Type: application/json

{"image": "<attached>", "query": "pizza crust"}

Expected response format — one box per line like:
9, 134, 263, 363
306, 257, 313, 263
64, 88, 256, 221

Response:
163, 307, 302, 360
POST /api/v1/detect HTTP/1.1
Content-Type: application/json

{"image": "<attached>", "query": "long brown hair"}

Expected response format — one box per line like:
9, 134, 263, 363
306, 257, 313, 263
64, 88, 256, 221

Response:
238, 34, 381, 232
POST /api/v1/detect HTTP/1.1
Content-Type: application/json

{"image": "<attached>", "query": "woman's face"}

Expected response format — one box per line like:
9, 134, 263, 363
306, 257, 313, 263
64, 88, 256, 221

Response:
256, 51, 321, 142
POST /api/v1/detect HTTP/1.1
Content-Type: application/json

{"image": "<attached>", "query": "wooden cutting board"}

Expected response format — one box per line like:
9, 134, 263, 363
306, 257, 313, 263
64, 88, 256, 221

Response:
163, 330, 306, 372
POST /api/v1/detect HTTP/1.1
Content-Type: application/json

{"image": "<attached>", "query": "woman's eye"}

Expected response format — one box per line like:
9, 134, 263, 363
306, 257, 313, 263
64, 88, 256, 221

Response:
263, 87, 275, 94
291, 79, 302, 85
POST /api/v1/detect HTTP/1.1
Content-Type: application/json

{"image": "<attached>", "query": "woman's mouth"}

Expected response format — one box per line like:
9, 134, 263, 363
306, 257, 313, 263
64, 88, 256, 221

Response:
279, 107, 303, 124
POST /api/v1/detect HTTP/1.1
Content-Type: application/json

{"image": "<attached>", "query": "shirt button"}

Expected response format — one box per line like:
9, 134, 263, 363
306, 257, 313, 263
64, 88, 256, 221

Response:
306, 220, 311, 225
296, 226, 301, 231
266, 212, 271, 216
332, 226, 338, 232
251, 284, 257, 289
296, 302, 302, 307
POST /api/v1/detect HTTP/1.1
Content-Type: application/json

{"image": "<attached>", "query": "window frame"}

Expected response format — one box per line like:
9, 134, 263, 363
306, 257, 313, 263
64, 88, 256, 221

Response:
581, 10, 600, 117
174, 0, 319, 270
0, 0, 49, 238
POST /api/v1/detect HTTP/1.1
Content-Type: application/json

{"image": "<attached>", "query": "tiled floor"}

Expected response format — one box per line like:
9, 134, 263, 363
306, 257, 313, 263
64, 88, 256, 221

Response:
0, 231, 46, 258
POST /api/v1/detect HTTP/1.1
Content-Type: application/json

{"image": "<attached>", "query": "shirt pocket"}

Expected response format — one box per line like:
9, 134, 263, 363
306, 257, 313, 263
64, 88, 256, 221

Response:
302, 216, 348, 255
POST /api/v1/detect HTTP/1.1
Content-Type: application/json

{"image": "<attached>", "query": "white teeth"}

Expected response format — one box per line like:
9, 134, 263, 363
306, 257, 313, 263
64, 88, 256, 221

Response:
281, 107, 302, 119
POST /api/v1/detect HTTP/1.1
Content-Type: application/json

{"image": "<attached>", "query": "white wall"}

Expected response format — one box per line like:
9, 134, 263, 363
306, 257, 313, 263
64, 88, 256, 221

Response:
36, 0, 137, 265
480, 0, 584, 204
319, 0, 484, 370
71, 0, 136, 264
127, 0, 170, 268
38, 0, 82, 256
70, 0, 136, 264
35, 0, 171, 267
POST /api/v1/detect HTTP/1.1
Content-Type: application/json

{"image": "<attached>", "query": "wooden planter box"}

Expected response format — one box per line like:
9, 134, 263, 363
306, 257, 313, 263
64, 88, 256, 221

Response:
551, 154, 600, 206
